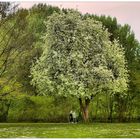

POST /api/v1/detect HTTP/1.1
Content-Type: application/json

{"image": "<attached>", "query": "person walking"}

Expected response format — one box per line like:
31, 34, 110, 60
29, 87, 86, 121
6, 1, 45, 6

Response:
72, 111, 77, 123
69, 110, 73, 123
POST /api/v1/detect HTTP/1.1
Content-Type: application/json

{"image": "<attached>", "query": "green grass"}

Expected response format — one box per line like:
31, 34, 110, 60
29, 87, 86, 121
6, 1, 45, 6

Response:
0, 123, 140, 138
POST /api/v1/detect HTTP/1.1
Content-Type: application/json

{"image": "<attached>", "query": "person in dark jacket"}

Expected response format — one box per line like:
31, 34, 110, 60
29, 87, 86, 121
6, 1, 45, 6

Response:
69, 110, 73, 123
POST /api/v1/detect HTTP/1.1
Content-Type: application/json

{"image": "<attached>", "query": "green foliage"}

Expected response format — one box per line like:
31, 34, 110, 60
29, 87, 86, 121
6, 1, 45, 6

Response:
8, 96, 79, 122
31, 11, 128, 99
0, 5, 61, 95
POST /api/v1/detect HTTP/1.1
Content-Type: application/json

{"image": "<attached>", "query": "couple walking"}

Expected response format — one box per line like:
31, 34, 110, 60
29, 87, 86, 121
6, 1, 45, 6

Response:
69, 110, 77, 123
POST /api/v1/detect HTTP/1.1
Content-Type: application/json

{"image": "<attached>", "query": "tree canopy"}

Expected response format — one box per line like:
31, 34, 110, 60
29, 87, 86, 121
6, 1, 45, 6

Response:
31, 11, 128, 121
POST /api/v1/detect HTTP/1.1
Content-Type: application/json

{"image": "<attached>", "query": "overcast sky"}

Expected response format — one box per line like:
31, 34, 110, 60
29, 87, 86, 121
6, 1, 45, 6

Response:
19, 2, 140, 41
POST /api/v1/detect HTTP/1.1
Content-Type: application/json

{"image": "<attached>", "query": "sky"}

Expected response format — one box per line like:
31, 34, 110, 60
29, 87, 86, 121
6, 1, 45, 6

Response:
19, 2, 140, 41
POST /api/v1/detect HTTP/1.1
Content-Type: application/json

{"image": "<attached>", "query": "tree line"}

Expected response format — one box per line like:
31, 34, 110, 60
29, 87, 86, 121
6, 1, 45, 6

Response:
0, 2, 140, 122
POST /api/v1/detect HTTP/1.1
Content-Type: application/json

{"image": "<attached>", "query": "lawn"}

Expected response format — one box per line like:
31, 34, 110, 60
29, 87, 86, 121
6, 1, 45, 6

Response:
0, 123, 140, 138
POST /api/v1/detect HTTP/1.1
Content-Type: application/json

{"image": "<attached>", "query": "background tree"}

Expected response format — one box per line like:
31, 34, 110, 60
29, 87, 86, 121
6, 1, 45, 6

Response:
0, 2, 19, 20
0, 4, 61, 121
0, 2, 10, 19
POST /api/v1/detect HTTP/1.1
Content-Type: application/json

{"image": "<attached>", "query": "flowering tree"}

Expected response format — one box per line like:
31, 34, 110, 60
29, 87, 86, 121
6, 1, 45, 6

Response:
31, 11, 128, 122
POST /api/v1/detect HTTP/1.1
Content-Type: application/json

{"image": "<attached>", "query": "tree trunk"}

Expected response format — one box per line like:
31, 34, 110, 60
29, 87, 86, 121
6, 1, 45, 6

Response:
79, 98, 90, 122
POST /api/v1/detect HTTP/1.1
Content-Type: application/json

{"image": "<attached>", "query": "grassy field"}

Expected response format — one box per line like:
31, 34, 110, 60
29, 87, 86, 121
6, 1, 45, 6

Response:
0, 123, 140, 138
